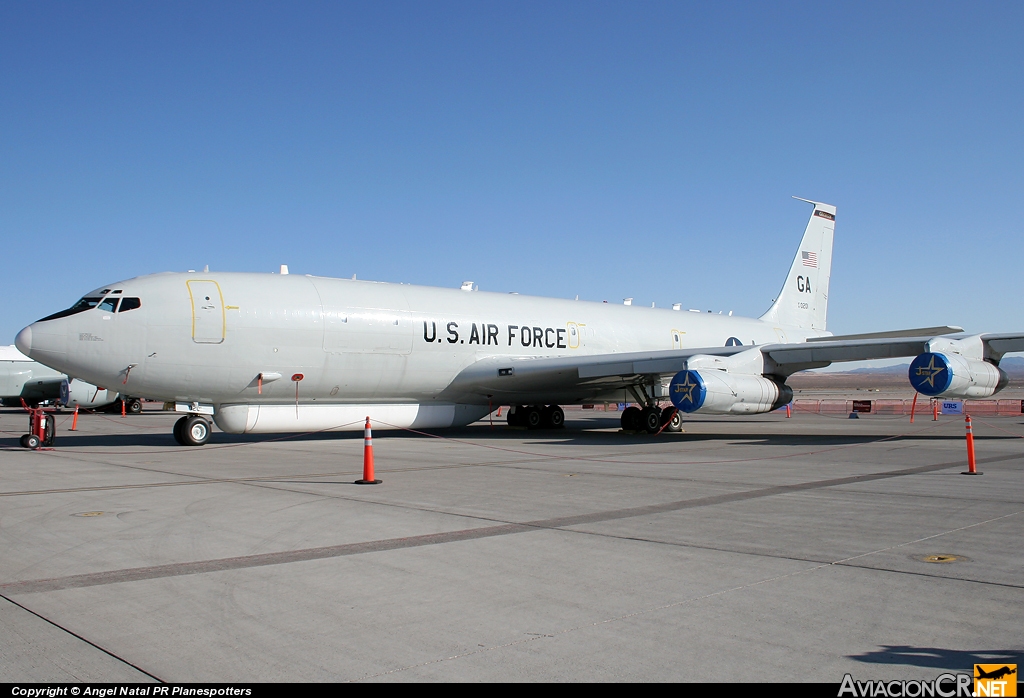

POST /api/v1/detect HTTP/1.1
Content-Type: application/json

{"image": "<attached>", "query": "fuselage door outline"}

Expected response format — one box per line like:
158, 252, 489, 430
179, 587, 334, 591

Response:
671, 329, 685, 350
567, 322, 587, 350
187, 280, 226, 344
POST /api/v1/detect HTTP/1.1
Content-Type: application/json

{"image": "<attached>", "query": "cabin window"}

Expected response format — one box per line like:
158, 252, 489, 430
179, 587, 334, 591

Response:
119, 298, 141, 312
98, 297, 119, 313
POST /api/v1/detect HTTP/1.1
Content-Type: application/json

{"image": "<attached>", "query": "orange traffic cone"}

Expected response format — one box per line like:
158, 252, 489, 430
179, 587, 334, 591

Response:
355, 417, 381, 484
962, 415, 981, 475
70, 405, 79, 431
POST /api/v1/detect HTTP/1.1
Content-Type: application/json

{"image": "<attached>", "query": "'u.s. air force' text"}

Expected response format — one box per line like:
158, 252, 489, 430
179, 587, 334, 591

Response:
423, 321, 569, 348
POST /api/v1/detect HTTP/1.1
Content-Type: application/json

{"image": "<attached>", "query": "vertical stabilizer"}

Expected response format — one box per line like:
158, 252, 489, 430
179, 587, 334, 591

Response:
759, 198, 835, 331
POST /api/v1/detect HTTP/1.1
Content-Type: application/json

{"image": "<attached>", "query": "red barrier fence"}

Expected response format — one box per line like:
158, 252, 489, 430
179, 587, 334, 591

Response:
791, 398, 1024, 415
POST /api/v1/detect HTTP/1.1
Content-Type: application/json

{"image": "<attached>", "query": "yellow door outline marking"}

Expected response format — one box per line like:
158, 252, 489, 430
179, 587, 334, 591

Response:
186, 280, 227, 343
567, 322, 586, 349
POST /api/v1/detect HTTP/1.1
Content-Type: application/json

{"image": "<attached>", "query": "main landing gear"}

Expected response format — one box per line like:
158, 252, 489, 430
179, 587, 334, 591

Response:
507, 404, 565, 430
173, 414, 212, 446
620, 384, 683, 434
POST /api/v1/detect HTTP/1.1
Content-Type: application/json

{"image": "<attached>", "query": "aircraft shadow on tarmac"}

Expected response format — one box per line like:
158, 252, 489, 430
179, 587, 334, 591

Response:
848, 645, 1021, 670
4, 420, 1021, 450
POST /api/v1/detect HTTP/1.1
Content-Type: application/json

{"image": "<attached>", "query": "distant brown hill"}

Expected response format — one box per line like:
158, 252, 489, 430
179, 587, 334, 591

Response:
839, 356, 1024, 377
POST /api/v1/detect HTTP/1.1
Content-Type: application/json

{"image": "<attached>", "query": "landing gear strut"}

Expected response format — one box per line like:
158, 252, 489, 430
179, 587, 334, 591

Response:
620, 383, 678, 434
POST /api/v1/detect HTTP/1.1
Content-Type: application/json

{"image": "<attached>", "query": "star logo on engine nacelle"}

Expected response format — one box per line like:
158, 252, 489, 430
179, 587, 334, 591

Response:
913, 355, 947, 390
673, 372, 700, 404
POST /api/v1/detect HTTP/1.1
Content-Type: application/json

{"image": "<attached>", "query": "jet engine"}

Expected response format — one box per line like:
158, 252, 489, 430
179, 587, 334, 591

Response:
908, 352, 1007, 398
669, 349, 792, 415
908, 335, 1009, 399
60, 379, 119, 409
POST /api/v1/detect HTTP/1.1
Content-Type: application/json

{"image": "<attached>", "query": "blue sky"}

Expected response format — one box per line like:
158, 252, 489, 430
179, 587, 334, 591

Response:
2, 1, 1022, 349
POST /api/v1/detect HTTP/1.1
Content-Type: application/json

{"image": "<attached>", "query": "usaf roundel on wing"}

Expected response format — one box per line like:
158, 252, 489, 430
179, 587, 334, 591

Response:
908, 352, 953, 395
670, 370, 707, 412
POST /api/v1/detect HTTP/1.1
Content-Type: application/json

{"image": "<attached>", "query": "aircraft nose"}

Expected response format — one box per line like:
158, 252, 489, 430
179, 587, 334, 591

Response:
15, 325, 32, 356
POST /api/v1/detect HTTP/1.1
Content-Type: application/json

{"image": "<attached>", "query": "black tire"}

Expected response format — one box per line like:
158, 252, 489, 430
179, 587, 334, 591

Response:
640, 406, 662, 434
126, 399, 143, 415
19, 434, 30, 449
25, 434, 41, 449
180, 415, 211, 446
43, 415, 56, 447
173, 416, 189, 445
665, 409, 683, 432
621, 406, 642, 432
506, 405, 525, 427
524, 406, 543, 430
544, 405, 565, 429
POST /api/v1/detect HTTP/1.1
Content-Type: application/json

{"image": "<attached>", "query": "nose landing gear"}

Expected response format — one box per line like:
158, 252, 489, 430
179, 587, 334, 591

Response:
173, 414, 212, 446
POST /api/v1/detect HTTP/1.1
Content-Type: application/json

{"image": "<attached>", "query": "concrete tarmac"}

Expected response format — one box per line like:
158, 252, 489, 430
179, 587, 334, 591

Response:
1, 407, 1021, 682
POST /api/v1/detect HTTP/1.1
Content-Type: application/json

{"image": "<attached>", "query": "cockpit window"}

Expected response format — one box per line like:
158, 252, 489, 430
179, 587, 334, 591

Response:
36, 297, 103, 322
119, 297, 141, 312
98, 297, 119, 313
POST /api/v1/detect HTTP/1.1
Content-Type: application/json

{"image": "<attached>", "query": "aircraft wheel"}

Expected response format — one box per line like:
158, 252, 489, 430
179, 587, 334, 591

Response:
507, 405, 524, 427
640, 406, 662, 434
180, 415, 211, 446
621, 406, 641, 432
665, 409, 683, 432
126, 398, 143, 415
542, 405, 565, 429
43, 416, 56, 446
524, 406, 543, 430
24, 433, 41, 449
173, 416, 189, 445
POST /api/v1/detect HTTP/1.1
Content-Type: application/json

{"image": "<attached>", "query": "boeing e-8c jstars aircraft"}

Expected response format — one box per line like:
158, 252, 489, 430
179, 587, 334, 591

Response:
15, 199, 1024, 446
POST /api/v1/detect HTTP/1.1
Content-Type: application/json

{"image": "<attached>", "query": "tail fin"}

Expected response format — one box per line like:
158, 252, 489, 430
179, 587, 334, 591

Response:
759, 198, 835, 332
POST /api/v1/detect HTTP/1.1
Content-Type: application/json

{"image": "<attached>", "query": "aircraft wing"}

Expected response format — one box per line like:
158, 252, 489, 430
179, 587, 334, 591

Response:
438, 346, 737, 403
439, 327, 1024, 403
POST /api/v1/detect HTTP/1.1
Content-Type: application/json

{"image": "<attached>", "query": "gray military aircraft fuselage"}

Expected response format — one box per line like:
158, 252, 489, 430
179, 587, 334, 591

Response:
15, 271, 804, 428
17, 200, 1024, 446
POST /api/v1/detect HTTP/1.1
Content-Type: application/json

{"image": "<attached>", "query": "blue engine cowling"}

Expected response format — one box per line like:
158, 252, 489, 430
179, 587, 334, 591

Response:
669, 370, 791, 415
908, 352, 1007, 398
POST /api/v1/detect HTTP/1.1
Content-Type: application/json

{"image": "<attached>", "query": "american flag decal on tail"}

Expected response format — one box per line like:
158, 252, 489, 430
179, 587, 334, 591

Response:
801, 251, 817, 268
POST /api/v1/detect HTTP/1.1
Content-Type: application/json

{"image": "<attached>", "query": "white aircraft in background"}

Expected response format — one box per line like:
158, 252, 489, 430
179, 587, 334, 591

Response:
14, 199, 1024, 447
0, 345, 121, 410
